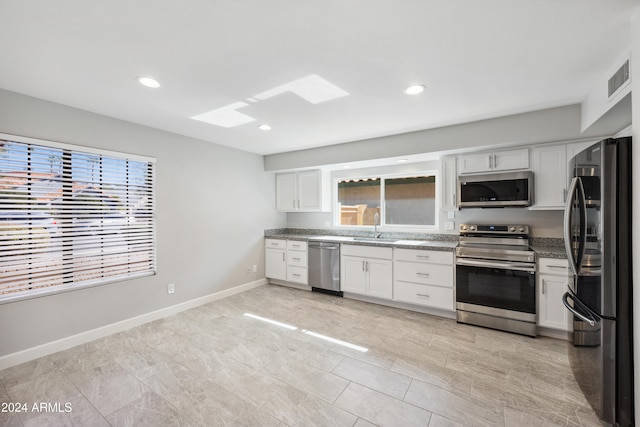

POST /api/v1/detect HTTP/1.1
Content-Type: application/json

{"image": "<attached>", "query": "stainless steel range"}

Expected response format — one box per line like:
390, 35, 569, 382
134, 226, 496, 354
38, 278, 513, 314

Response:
455, 224, 537, 337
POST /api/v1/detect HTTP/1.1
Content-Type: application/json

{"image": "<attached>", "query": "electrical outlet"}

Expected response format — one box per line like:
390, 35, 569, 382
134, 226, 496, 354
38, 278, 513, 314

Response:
444, 221, 455, 230
252, 264, 257, 273
447, 211, 455, 219
167, 283, 175, 294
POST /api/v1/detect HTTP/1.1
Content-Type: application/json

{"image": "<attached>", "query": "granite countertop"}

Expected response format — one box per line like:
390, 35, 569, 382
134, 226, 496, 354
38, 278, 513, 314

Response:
266, 229, 568, 258
264, 229, 458, 251
530, 245, 567, 259
529, 238, 567, 259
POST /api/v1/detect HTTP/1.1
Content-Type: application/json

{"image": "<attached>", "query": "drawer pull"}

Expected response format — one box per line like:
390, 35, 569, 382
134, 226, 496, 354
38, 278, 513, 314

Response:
292, 273, 301, 277
416, 255, 430, 259
416, 272, 430, 277
547, 265, 568, 269
292, 257, 301, 261
416, 293, 430, 298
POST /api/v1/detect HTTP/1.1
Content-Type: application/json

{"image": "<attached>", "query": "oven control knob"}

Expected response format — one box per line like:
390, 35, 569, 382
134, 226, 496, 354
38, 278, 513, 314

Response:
461, 225, 468, 231
509, 226, 516, 232
518, 226, 525, 233
469, 225, 476, 231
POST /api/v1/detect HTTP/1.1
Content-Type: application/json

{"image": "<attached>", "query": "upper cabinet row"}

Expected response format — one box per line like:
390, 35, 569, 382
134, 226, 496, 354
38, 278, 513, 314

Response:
443, 139, 598, 211
275, 140, 599, 213
276, 169, 331, 212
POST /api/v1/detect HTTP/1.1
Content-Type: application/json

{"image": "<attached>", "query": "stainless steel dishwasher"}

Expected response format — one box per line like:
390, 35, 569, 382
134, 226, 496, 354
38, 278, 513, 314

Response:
308, 241, 342, 296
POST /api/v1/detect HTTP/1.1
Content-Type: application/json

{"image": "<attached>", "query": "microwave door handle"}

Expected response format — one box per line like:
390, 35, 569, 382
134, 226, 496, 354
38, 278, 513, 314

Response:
562, 291, 597, 327
564, 177, 579, 276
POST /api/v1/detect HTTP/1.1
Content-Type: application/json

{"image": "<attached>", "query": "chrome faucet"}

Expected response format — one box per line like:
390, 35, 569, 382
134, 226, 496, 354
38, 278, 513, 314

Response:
373, 212, 381, 238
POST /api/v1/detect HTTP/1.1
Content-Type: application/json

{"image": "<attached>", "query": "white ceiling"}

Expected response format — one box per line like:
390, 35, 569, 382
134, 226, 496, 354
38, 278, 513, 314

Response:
0, 1, 635, 155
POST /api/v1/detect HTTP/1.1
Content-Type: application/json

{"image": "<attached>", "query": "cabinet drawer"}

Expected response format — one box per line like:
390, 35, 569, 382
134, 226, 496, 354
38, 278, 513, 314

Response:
287, 251, 307, 267
287, 240, 307, 251
393, 282, 454, 310
394, 261, 453, 287
341, 244, 392, 260
394, 248, 453, 265
265, 239, 287, 249
287, 266, 308, 284
538, 258, 570, 275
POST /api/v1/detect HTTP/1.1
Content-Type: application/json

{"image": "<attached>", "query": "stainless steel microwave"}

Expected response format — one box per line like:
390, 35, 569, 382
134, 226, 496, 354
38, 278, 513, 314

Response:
457, 171, 533, 208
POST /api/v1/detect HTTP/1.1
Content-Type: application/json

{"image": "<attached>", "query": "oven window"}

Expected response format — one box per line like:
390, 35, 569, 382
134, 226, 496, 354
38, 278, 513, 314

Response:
456, 265, 535, 313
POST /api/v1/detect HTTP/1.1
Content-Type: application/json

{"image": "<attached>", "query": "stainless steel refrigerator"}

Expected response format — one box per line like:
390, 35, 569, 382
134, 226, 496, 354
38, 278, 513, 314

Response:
562, 137, 634, 426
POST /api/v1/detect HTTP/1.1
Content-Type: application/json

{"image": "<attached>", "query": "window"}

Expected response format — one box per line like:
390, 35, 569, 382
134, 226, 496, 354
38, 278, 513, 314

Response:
0, 134, 156, 302
336, 173, 437, 228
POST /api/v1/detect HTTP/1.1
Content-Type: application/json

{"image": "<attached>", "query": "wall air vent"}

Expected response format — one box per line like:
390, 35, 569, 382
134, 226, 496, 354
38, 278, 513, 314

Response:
608, 59, 629, 98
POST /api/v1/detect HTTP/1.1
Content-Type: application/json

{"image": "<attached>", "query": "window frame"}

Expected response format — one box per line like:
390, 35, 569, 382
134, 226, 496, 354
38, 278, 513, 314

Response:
333, 170, 439, 231
0, 133, 156, 304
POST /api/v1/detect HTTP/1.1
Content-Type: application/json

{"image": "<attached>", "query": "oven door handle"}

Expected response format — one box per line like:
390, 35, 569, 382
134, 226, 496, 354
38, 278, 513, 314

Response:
455, 258, 535, 272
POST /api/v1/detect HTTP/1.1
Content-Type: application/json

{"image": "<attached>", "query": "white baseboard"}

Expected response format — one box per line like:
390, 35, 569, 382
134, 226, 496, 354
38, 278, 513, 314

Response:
0, 278, 267, 371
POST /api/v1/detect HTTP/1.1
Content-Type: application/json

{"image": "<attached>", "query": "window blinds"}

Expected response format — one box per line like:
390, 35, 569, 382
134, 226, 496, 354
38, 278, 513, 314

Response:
0, 135, 156, 302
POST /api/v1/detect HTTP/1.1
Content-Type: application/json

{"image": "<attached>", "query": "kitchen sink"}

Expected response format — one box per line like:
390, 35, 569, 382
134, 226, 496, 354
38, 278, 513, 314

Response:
351, 237, 398, 243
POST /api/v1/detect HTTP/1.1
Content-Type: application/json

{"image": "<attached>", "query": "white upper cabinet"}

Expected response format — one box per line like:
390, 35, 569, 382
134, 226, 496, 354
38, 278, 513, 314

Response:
276, 169, 330, 212
531, 140, 599, 210
439, 156, 457, 211
531, 144, 567, 209
458, 148, 529, 174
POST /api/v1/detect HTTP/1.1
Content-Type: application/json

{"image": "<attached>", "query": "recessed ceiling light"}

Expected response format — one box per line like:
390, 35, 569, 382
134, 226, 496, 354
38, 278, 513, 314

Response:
397, 159, 409, 163
258, 124, 272, 131
137, 76, 160, 88
404, 84, 426, 95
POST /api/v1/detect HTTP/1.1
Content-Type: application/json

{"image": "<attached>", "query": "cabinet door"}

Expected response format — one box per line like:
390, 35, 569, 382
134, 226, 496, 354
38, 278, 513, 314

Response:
457, 153, 492, 174
538, 274, 571, 330
342, 256, 367, 295
366, 259, 393, 300
493, 148, 529, 171
439, 156, 458, 211
297, 170, 322, 211
276, 173, 297, 211
265, 248, 287, 280
531, 145, 566, 209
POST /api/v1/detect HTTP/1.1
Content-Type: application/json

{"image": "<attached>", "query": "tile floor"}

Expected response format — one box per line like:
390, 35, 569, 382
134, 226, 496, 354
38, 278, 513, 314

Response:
0, 284, 602, 426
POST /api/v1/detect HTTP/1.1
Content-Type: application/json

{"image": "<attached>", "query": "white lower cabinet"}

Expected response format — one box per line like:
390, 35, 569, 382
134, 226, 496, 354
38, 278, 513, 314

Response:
341, 245, 393, 299
265, 239, 308, 285
393, 248, 454, 311
537, 257, 571, 331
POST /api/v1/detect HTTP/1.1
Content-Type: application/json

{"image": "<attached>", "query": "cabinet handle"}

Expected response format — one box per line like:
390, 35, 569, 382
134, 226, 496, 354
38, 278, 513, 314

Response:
283, 253, 285, 262
292, 257, 301, 261
415, 255, 430, 259
542, 279, 546, 295
362, 261, 365, 272
487, 155, 492, 169
563, 188, 567, 203
416, 272, 430, 277
416, 293, 430, 298
292, 273, 301, 277
366, 261, 369, 272
547, 265, 568, 269
493, 154, 497, 169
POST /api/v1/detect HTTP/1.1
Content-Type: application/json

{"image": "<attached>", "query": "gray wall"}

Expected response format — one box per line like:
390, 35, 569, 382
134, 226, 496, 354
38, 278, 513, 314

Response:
0, 89, 285, 357
264, 104, 627, 171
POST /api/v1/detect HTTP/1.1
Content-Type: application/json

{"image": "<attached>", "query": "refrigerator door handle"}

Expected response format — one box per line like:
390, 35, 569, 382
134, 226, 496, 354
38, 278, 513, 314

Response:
562, 292, 598, 326
563, 177, 587, 276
